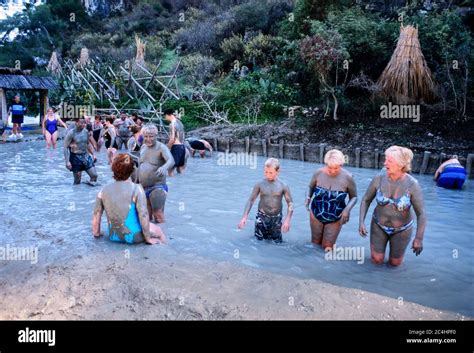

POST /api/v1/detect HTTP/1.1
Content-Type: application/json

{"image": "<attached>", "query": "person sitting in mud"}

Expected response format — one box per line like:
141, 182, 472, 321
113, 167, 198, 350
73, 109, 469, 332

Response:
64, 117, 98, 185
238, 158, 293, 243
92, 153, 166, 245
114, 112, 134, 150
164, 109, 186, 176
433, 155, 467, 190
359, 146, 426, 266
137, 123, 175, 223
305, 149, 357, 250
185, 138, 213, 158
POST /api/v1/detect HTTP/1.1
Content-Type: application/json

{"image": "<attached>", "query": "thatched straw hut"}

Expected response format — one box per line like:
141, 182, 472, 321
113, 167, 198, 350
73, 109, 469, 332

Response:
79, 48, 90, 67
377, 25, 435, 104
47, 51, 61, 75
135, 35, 146, 67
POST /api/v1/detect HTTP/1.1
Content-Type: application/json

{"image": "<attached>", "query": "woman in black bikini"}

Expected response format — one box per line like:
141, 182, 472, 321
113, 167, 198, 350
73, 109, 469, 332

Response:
359, 146, 426, 266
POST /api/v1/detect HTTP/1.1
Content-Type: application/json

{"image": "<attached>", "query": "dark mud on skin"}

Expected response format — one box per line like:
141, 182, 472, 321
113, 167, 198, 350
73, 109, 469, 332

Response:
0, 141, 472, 317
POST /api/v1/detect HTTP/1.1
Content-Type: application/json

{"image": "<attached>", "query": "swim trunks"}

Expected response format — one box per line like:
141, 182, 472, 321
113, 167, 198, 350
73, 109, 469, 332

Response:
255, 210, 282, 243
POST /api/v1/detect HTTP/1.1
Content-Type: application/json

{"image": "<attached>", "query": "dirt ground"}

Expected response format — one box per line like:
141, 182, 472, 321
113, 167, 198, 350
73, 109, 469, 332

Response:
0, 210, 468, 321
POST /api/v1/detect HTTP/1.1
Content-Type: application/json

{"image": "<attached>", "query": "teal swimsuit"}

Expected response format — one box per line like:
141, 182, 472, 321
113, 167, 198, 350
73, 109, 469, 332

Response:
109, 186, 143, 244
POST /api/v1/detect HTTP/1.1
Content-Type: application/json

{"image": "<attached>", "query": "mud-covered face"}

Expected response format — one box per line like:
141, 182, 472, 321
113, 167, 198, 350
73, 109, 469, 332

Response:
264, 167, 279, 181
144, 132, 157, 147
75, 119, 86, 131
384, 154, 402, 174
326, 163, 342, 177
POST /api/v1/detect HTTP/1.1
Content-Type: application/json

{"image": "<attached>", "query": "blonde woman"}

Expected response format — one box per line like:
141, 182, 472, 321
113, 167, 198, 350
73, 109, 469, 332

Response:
305, 149, 357, 250
359, 146, 426, 266
42, 107, 67, 149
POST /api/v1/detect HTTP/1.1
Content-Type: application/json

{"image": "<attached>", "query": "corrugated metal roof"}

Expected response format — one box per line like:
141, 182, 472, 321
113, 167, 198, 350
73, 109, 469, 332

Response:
0, 74, 58, 90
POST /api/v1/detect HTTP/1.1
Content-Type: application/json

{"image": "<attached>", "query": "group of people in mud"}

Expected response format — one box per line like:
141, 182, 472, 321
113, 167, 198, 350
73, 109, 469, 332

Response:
34, 101, 467, 267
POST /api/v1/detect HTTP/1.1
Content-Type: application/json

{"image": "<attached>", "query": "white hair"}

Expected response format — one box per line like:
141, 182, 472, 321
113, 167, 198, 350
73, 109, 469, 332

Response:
324, 149, 345, 166
385, 146, 413, 172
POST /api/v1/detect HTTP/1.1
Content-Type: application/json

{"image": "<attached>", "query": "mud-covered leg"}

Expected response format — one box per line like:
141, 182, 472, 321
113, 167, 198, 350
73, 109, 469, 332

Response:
388, 228, 412, 267
321, 219, 343, 250
85, 167, 98, 183
73, 171, 82, 185
370, 218, 389, 264
309, 211, 324, 245
150, 188, 166, 223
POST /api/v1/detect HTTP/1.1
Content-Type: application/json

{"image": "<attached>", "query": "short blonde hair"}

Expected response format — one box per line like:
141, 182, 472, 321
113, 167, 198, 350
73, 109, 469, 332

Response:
264, 158, 280, 171
385, 146, 413, 172
324, 149, 345, 166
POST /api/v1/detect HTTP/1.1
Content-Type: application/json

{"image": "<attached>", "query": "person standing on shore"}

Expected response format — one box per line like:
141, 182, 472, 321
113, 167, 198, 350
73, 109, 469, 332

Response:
359, 146, 426, 266
8, 94, 26, 139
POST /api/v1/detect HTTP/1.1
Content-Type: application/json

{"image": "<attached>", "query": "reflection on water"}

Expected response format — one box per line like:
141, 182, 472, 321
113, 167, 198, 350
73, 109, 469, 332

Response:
0, 141, 472, 316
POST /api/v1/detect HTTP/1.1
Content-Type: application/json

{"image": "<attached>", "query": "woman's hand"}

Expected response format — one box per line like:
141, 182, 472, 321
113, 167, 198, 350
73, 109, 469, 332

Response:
412, 238, 423, 256
340, 210, 350, 224
305, 198, 310, 211
359, 223, 368, 237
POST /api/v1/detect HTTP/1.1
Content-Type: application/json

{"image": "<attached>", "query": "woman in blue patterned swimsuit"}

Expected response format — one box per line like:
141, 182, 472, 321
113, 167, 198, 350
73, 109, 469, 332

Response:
92, 153, 166, 245
305, 149, 358, 250
359, 146, 426, 266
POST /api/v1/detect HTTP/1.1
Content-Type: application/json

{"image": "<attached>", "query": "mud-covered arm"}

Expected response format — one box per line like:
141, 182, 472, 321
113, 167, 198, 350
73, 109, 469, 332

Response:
167, 123, 176, 149
135, 187, 153, 242
283, 184, 294, 222
63, 130, 73, 166
157, 144, 175, 175
305, 171, 319, 208
359, 175, 379, 225
344, 175, 358, 213
109, 127, 116, 147
92, 191, 104, 237
433, 161, 449, 181
411, 180, 427, 242
242, 184, 260, 219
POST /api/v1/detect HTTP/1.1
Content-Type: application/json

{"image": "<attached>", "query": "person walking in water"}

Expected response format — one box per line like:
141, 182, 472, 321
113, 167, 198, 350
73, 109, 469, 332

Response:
433, 155, 467, 190
92, 115, 104, 151
92, 153, 166, 245
42, 107, 67, 149
114, 112, 134, 150
238, 158, 294, 243
164, 109, 186, 176
137, 124, 175, 223
305, 149, 357, 250
64, 117, 98, 185
359, 146, 426, 266
9, 94, 26, 139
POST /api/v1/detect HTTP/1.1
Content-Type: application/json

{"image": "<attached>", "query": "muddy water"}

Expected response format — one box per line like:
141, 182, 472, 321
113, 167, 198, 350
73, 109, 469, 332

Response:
0, 140, 472, 316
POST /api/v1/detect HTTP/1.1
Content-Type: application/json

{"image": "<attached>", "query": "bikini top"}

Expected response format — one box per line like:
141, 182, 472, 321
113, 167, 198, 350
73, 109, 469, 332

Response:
375, 177, 411, 211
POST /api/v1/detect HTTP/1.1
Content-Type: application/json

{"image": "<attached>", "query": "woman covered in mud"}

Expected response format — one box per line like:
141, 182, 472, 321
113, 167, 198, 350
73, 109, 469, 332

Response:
305, 149, 357, 250
92, 153, 166, 245
359, 146, 426, 266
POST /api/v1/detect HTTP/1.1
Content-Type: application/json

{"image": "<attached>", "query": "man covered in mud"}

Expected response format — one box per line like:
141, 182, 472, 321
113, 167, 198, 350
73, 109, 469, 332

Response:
137, 123, 174, 223
238, 158, 294, 243
64, 117, 98, 185
164, 109, 186, 175
114, 112, 134, 150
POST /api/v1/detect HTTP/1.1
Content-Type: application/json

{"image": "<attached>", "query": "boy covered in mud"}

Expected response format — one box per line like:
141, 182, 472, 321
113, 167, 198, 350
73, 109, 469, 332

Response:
238, 158, 293, 243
